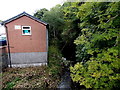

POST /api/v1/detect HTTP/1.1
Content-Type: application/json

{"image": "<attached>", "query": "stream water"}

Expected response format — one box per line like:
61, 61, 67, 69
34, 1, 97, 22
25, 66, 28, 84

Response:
57, 71, 71, 89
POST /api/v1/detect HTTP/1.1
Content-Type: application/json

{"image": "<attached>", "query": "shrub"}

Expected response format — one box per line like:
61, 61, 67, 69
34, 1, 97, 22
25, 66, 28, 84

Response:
70, 2, 120, 89
48, 45, 63, 77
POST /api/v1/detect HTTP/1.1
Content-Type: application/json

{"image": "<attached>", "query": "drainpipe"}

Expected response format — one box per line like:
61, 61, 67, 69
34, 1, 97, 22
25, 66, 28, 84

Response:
46, 24, 49, 65
5, 25, 12, 68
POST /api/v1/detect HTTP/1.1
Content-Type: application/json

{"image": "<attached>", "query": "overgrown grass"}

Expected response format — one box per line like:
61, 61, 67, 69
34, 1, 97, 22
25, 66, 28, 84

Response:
2, 66, 60, 89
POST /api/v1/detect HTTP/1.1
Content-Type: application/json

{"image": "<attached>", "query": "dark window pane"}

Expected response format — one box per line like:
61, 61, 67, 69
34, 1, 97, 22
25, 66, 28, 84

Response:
23, 27, 30, 29
28, 30, 30, 33
23, 30, 25, 34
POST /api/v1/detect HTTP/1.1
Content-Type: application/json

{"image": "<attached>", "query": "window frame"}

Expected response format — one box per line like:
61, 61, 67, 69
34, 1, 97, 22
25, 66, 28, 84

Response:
22, 26, 31, 35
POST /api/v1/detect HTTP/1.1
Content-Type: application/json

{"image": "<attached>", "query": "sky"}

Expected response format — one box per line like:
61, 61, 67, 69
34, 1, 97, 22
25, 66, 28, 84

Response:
0, 0, 65, 34
0, 0, 65, 21
0, 0, 118, 21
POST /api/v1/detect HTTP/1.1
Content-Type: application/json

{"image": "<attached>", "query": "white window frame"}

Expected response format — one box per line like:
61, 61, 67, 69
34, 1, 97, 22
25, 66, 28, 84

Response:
22, 26, 31, 35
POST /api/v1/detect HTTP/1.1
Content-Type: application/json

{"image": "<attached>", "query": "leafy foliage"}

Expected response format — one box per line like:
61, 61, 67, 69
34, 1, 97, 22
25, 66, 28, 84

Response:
70, 2, 120, 89
42, 5, 65, 40
59, 2, 82, 60
48, 45, 63, 77
34, 3, 81, 60
34, 2, 120, 89
34, 8, 48, 19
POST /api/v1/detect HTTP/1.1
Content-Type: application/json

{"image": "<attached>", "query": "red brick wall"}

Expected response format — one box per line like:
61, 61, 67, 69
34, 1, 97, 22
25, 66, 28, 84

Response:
6, 16, 47, 53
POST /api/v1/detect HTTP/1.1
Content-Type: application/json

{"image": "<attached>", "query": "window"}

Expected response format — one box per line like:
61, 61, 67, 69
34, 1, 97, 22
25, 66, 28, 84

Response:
22, 26, 31, 35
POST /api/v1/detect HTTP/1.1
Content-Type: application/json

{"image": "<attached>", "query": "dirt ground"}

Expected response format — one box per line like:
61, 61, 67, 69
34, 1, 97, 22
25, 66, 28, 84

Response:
1, 66, 60, 89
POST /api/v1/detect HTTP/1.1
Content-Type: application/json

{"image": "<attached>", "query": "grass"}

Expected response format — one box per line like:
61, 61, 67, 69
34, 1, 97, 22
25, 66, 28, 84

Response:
2, 65, 61, 89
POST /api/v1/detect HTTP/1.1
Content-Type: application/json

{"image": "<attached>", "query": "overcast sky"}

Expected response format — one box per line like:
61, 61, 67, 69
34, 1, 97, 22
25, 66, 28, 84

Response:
0, 0, 66, 34
0, 0, 65, 21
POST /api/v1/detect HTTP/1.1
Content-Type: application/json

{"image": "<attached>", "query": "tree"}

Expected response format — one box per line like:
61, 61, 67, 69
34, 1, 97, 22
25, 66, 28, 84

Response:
70, 2, 120, 89
42, 5, 65, 44
59, 2, 82, 60
34, 8, 48, 19
34, 3, 82, 60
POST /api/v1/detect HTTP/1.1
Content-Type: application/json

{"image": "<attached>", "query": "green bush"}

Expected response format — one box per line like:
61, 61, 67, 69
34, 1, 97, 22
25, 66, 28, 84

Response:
70, 2, 120, 89
70, 52, 120, 88
48, 45, 63, 77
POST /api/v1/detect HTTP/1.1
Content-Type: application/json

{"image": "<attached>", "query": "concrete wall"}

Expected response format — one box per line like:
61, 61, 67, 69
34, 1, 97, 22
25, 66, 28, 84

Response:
10, 52, 47, 67
0, 46, 8, 68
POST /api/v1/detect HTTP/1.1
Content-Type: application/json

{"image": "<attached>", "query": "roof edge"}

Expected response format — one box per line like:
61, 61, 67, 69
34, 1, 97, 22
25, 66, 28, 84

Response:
1, 12, 48, 26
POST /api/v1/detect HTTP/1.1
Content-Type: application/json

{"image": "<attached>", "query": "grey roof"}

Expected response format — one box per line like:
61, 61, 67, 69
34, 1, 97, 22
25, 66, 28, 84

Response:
1, 12, 48, 26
